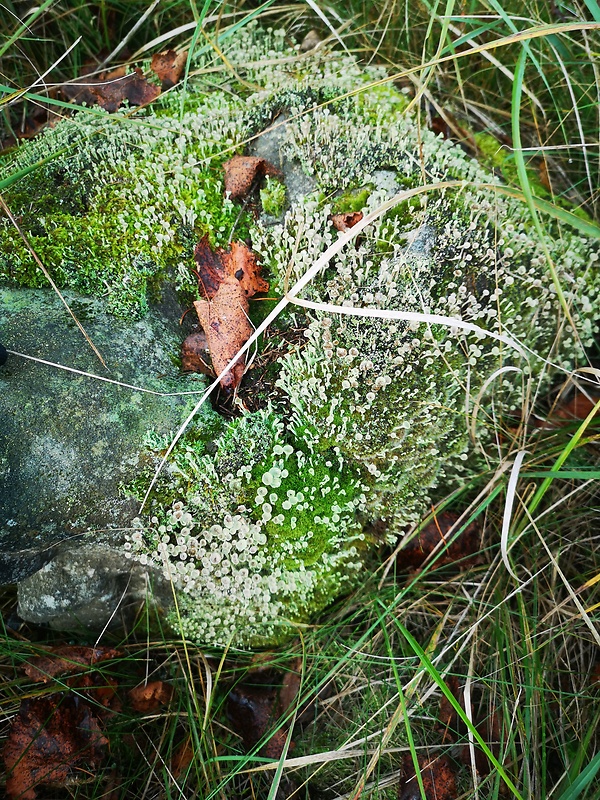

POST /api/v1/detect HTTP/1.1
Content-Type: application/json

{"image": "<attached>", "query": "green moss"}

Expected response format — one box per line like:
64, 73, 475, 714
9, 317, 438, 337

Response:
0, 100, 253, 317
126, 407, 369, 647
260, 176, 287, 217
474, 130, 558, 203
332, 185, 372, 214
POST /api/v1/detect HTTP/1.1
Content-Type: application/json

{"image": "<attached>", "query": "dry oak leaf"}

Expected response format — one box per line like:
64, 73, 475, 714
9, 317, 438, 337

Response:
61, 67, 160, 112
3, 694, 108, 800
330, 211, 364, 232
151, 49, 188, 89
191, 236, 269, 392
223, 155, 281, 201
128, 680, 173, 713
399, 753, 457, 800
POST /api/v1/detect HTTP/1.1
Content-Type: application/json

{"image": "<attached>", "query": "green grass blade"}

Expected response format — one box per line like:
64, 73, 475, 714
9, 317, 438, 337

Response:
557, 752, 600, 800
520, 398, 600, 526
0, 0, 56, 60
380, 616, 427, 800
511, 47, 579, 334
582, 0, 600, 23
393, 620, 525, 800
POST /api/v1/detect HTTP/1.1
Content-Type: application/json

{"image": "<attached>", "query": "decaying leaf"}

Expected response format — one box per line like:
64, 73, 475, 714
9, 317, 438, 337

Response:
128, 680, 173, 713
61, 67, 160, 112
171, 736, 195, 780
552, 389, 599, 420
3, 694, 108, 800
223, 155, 281, 201
330, 211, 364, 232
151, 50, 188, 90
435, 678, 500, 776
190, 236, 269, 391
399, 753, 457, 800
23, 645, 121, 683
226, 659, 301, 758
396, 512, 481, 569
181, 330, 213, 375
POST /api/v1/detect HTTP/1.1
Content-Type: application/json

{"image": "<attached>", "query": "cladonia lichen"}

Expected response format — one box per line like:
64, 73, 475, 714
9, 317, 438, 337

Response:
4, 23, 598, 647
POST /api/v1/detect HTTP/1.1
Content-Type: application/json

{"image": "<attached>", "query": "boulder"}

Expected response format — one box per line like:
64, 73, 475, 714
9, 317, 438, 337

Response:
0, 286, 199, 624
1, 24, 598, 646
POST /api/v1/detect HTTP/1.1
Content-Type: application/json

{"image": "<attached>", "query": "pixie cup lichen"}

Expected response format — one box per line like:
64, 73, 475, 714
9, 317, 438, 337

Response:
3, 24, 598, 648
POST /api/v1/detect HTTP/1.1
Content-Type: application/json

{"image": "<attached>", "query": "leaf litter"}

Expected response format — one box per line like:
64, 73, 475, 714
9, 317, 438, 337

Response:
226, 657, 302, 759
223, 156, 282, 201
2, 49, 186, 149
185, 235, 269, 392
4, 694, 109, 800
395, 511, 482, 570
61, 67, 160, 112
2, 645, 173, 798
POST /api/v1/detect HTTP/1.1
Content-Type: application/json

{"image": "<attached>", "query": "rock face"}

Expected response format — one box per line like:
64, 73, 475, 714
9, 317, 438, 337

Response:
0, 287, 198, 623
17, 533, 172, 632
1, 24, 598, 645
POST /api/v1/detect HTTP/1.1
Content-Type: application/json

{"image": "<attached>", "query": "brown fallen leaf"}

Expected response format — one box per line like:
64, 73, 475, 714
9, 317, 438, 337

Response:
61, 67, 160, 112
23, 645, 121, 683
437, 675, 460, 744
190, 236, 269, 392
399, 753, 457, 800
181, 330, 213, 375
330, 211, 364, 232
171, 735, 195, 781
435, 678, 500, 777
151, 49, 188, 90
396, 512, 481, 570
552, 390, 599, 420
3, 694, 108, 800
223, 155, 281, 201
226, 659, 301, 758
128, 680, 173, 713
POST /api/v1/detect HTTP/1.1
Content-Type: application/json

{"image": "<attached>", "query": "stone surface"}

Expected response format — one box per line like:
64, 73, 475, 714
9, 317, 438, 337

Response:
248, 112, 317, 208
0, 286, 200, 585
17, 532, 172, 631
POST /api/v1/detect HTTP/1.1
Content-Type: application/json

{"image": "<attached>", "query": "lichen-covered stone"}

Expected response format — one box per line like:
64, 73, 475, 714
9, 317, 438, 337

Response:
2, 23, 598, 647
0, 287, 204, 583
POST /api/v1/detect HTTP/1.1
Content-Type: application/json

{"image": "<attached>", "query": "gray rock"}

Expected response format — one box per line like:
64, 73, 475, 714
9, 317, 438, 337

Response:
0, 286, 200, 586
249, 112, 317, 208
17, 532, 172, 632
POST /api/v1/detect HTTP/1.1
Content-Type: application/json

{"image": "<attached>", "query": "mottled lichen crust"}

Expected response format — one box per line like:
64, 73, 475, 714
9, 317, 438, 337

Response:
5, 24, 598, 647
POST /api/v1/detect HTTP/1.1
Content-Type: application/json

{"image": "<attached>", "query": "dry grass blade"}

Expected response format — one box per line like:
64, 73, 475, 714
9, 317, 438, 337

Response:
501, 449, 529, 581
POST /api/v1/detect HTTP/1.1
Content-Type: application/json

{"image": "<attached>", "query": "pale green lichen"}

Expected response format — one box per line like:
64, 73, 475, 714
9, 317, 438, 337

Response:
125, 408, 368, 646
5, 24, 598, 648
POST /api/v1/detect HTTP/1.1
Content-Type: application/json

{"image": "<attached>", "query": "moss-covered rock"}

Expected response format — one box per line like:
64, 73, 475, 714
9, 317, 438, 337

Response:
2, 23, 598, 647
0, 287, 204, 556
